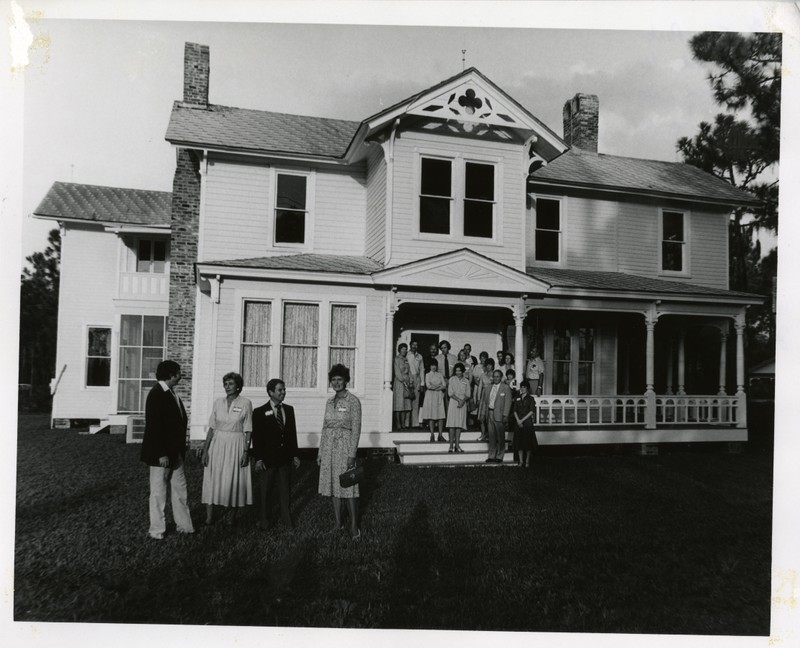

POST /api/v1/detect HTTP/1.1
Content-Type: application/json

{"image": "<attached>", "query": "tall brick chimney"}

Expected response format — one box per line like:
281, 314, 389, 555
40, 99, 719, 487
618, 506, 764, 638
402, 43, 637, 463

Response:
167, 43, 209, 415
183, 42, 209, 105
562, 93, 599, 152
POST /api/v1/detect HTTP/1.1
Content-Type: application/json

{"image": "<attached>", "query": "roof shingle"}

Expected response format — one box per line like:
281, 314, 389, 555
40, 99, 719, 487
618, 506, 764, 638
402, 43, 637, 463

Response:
32, 181, 171, 226
165, 102, 361, 158
530, 148, 758, 207
201, 254, 383, 275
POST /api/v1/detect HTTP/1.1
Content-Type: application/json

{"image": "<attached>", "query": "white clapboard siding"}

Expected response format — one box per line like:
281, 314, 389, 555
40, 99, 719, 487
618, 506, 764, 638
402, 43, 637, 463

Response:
561, 196, 620, 272
313, 165, 367, 256
389, 131, 526, 269
365, 146, 387, 262
689, 209, 729, 289
51, 225, 119, 420
202, 159, 271, 261
617, 202, 664, 277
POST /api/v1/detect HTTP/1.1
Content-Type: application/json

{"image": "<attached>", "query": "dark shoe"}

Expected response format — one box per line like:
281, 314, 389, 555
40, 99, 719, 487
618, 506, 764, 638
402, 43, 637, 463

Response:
485, 458, 493, 463
351, 530, 361, 541
448, 447, 454, 453
437, 435, 446, 442
176, 527, 195, 535
430, 435, 435, 442
457, 447, 465, 453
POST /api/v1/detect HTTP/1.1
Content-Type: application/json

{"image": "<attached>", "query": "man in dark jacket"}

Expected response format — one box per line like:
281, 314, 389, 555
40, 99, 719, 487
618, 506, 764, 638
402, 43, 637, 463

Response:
251, 378, 300, 529
140, 360, 194, 539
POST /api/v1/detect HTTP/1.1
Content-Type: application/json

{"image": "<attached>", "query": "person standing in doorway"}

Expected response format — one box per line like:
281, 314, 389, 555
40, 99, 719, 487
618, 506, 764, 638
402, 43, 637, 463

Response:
140, 360, 195, 540
525, 347, 545, 395
251, 378, 300, 530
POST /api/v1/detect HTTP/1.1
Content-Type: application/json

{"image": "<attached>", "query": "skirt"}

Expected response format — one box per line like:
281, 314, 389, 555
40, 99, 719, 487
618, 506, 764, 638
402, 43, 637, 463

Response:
514, 422, 539, 452
445, 399, 468, 429
201, 430, 253, 507
421, 389, 445, 420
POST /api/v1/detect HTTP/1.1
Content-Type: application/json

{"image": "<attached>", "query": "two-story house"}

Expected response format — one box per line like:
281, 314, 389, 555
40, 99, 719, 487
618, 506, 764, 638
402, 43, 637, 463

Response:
34, 42, 761, 460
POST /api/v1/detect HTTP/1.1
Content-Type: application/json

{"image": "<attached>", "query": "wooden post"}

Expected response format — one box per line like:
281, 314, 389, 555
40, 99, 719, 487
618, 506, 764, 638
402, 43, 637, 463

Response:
383, 289, 398, 432
644, 309, 658, 430
718, 327, 728, 396
735, 311, 747, 429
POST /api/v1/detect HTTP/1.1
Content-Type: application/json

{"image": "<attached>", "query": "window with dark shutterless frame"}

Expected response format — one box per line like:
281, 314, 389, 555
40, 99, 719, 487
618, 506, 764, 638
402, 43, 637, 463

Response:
419, 157, 452, 235
662, 210, 685, 272
534, 197, 561, 262
463, 162, 495, 238
275, 173, 308, 244
86, 327, 111, 387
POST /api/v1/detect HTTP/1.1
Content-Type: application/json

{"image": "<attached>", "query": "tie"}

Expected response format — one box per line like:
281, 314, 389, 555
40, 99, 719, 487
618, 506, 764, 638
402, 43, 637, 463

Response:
275, 404, 284, 429
444, 356, 450, 379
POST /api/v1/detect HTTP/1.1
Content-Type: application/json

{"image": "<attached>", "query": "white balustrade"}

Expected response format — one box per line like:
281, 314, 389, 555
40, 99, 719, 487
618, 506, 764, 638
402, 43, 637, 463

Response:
655, 395, 739, 425
118, 272, 169, 300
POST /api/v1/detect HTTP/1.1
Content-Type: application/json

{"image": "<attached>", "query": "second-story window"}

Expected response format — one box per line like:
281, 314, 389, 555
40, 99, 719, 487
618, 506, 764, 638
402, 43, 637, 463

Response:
534, 197, 561, 262
274, 173, 308, 245
419, 158, 453, 235
661, 209, 686, 272
137, 239, 167, 273
419, 155, 497, 239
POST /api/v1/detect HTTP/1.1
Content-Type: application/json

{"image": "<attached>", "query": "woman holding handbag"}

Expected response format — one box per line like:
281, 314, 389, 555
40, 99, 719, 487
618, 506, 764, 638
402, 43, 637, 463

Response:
317, 364, 363, 540
392, 343, 412, 430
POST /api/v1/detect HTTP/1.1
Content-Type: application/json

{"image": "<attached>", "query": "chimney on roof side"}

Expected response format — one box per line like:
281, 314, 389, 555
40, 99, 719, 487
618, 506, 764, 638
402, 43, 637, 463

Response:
183, 42, 209, 106
562, 93, 599, 153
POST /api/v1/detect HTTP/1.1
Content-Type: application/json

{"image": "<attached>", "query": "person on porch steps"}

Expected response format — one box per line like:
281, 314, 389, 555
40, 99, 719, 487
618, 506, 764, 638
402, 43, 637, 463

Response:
392, 343, 412, 430
421, 359, 447, 442
446, 362, 470, 453
476, 357, 496, 442
406, 340, 424, 428
483, 369, 512, 463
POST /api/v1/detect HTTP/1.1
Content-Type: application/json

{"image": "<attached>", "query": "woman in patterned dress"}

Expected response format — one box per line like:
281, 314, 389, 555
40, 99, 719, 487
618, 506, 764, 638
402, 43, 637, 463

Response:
476, 357, 496, 442
393, 343, 412, 430
445, 362, 470, 453
201, 372, 253, 525
317, 364, 362, 539
421, 360, 447, 442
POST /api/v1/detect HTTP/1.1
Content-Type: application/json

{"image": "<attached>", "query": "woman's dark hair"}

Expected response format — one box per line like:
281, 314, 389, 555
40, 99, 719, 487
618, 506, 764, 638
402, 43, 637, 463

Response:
503, 352, 515, 364
266, 378, 285, 396
397, 342, 408, 352
519, 379, 531, 392
453, 362, 466, 374
429, 359, 439, 368
328, 363, 351, 383
222, 372, 244, 392
485, 358, 495, 368
156, 360, 180, 381
505, 369, 516, 379
479, 351, 489, 361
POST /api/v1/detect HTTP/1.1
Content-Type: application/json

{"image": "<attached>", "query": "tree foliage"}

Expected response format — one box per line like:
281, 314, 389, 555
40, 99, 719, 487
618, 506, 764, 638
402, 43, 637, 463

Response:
19, 228, 61, 411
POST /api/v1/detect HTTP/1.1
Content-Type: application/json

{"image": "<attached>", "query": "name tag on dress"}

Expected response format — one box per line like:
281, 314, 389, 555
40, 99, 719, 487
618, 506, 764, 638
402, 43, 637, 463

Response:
337, 406, 348, 413
232, 407, 242, 413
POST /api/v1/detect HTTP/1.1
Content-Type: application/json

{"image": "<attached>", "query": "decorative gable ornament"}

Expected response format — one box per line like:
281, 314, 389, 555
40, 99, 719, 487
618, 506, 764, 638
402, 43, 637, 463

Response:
408, 81, 525, 131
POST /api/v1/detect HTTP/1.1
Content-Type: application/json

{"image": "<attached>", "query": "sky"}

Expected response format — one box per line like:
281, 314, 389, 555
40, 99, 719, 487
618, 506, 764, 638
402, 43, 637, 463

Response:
3, 2, 800, 648
19, 19, 733, 260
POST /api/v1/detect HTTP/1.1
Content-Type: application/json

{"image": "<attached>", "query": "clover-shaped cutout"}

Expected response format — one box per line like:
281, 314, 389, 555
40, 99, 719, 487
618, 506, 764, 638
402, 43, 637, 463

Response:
457, 88, 483, 115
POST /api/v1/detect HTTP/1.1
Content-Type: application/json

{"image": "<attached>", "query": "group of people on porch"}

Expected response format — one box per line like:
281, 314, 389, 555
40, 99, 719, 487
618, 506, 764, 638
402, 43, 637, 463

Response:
392, 340, 545, 463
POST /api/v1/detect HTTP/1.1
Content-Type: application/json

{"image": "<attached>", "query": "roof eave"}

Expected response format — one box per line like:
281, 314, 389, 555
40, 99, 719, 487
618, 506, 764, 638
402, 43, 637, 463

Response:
165, 139, 350, 165
31, 213, 171, 228
546, 285, 763, 305
195, 262, 376, 285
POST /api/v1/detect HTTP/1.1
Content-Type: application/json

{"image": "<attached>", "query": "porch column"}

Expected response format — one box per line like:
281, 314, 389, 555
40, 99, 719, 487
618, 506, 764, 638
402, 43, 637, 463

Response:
734, 312, 747, 429
677, 329, 686, 396
382, 290, 399, 432
718, 327, 728, 396
644, 310, 657, 429
513, 297, 526, 377
665, 335, 674, 395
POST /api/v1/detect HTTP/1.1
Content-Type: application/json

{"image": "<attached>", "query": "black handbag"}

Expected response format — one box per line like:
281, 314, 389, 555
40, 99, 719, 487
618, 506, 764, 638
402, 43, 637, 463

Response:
339, 464, 364, 488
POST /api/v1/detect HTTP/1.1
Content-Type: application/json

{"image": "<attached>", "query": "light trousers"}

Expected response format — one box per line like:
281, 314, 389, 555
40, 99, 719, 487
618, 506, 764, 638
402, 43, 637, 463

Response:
148, 458, 194, 537
487, 416, 506, 461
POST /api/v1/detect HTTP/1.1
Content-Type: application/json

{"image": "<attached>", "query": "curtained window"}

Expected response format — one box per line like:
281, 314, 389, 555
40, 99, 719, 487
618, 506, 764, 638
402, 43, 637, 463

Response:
118, 315, 166, 412
329, 304, 357, 386
282, 302, 319, 388
241, 301, 272, 387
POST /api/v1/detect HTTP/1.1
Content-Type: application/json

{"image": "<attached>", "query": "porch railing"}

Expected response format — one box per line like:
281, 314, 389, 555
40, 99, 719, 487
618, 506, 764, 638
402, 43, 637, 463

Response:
535, 394, 741, 427
118, 272, 169, 300
655, 395, 740, 426
536, 395, 648, 426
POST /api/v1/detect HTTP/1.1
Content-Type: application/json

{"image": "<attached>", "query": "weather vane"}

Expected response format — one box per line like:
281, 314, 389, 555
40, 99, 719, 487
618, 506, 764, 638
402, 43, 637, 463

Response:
462, 49, 466, 70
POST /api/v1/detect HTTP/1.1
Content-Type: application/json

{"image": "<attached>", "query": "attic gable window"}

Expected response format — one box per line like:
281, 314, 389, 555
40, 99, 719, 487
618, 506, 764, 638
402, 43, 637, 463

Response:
274, 172, 309, 245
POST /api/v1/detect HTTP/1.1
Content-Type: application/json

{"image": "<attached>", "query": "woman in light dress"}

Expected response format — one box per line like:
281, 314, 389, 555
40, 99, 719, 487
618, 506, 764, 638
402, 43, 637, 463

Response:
201, 372, 253, 525
421, 360, 447, 442
317, 364, 362, 540
392, 343, 412, 430
446, 362, 470, 453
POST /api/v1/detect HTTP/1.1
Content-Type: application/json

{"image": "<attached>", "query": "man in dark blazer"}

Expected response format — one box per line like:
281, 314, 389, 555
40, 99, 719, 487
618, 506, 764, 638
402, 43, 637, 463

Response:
251, 378, 300, 529
140, 360, 194, 539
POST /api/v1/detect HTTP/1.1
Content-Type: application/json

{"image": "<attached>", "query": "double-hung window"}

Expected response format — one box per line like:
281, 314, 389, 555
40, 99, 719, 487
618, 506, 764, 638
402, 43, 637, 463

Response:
419, 155, 497, 240
281, 302, 319, 388
241, 301, 272, 388
86, 326, 111, 387
533, 197, 562, 263
329, 304, 358, 386
118, 315, 167, 412
136, 238, 168, 273
661, 209, 688, 274
274, 172, 310, 245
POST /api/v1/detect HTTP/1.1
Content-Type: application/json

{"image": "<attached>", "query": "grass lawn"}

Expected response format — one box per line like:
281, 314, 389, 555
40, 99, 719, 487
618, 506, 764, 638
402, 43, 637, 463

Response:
14, 414, 772, 634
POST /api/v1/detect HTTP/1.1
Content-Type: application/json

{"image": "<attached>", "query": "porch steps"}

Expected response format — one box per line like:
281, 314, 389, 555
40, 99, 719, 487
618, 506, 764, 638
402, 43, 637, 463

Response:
393, 430, 516, 466
85, 420, 110, 435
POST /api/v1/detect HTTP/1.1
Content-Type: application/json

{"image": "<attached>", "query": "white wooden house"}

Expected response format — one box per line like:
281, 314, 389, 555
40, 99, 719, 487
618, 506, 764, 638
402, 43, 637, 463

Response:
34, 42, 762, 459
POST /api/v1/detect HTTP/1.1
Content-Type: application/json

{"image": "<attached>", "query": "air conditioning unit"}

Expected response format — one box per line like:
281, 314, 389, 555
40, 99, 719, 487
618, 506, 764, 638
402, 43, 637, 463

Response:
126, 416, 146, 444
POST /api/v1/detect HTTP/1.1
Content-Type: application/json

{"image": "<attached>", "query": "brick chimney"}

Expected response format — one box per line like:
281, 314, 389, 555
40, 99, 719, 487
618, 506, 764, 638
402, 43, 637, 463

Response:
167, 43, 209, 420
183, 42, 209, 105
562, 93, 599, 152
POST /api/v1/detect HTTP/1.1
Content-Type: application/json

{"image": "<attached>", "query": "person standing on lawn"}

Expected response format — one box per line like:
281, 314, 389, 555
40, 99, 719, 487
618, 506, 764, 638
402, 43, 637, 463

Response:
317, 364, 363, 540
483, 369, 512, 463
140, 360, 195, 540
513, 379, 539, 468
251, 378, 300, 530
201, 372, 254, 526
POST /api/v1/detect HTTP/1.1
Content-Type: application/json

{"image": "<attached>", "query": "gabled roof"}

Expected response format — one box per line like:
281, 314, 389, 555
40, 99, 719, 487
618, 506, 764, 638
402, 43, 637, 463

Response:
166, 102, 360, 159
529, 148, 758, 208
32, 181, 171, 226
200, 254, 383, 275
527, 266, 762, 301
